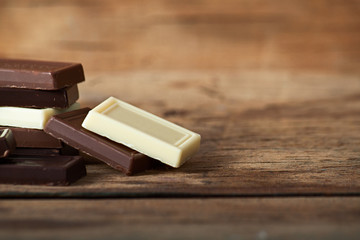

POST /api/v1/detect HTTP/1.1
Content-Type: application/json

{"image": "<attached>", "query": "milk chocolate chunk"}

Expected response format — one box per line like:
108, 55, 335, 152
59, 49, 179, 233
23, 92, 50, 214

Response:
0, 59, 85, 90
0, 155, 86, 185
44, 108, 156, 175
0, 127, 62, 148
0, 85, 79, 108
0, 129, 16, 158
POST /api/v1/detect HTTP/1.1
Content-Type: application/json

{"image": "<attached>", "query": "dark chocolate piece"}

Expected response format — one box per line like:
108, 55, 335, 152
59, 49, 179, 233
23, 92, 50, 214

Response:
0, 155, 86, 185
0, 129, 16, 158
0, 127, 62, 148
12, 144, 79, 156
0, 85, 79, 108
0, 59, 85, 90
60, 144, 79, 156
44, 108, 156, 175
12, 148, 61, 156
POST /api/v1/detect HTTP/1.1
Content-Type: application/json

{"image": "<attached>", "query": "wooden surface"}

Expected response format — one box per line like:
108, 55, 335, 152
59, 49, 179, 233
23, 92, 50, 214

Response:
0, 0, 360, 239
0, 198, 359, 240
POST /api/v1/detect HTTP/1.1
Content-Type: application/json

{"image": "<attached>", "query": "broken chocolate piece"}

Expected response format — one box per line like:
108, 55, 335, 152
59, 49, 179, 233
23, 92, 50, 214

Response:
0, 85, 79, 108
0, 127, 62, 148
82, 97, 201, 168
0, 155, 86, 185
44, 108, 156, 175
0, 103, 80, 130
0, 58, 85, 90
12, 148, 62, 156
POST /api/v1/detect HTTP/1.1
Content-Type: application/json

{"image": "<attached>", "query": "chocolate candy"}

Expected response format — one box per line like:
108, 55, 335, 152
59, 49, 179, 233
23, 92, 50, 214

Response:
82, 97, 201, 168
0, 127, 62, 148
12, 144, 79, 156
45, 108, 156, 175
12, 148, 62, 156
0, 102, 80, 130
0, 85, 79, 108
0, 59, 85, 90
0, 129, 16, 158
0, 155, 86, 185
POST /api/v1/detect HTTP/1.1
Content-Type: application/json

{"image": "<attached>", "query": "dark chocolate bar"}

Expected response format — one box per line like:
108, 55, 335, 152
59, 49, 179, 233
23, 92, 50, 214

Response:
12, 148, 61, 156
0, 129, 16, 158
0, 127, 62, 148
44, 108, 156, 175
0, 155, 86, 185
0, 85, 79, 108
0, 59, 85, 90
13, 145, 79, 156
60, 144, 80, 156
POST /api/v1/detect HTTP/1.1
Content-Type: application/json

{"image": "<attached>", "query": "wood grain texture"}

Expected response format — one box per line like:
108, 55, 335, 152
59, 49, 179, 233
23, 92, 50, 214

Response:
0, 197, 359, 240
0, 0, 359, 198
0, 1, 360, 238
1, 70, 359, 197
0, 0, 359, 73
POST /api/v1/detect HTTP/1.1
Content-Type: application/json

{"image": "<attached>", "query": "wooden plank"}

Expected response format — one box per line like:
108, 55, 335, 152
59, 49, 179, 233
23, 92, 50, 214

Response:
0, 197, 359, 239
0, 0, 359, 197
0, 71, 359, 197
0, 0, 359, 73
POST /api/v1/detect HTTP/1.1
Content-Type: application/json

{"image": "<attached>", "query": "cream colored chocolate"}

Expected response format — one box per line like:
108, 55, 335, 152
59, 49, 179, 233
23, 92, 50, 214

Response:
0, 103, 80, 130
82, 97, 201, 168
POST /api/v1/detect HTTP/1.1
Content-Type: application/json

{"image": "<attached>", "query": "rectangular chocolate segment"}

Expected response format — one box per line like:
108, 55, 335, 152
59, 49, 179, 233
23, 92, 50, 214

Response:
0, 102, 80, 130
12, 145, 79, 156
82, 97, 201, 168
12, 148, 62, 156
44, 108, 156, 175
0, 155, 86, 185
0, 59, 85, 90
0, 85, 79, 108
0, 127, 62, 148
0, 129, 16, 158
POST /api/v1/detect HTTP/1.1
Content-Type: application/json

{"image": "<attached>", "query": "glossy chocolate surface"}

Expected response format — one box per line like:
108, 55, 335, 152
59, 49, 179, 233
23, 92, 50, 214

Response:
0, 85, 79, 108
44, 108, 156, 175
0, 155, 86, 185
0, 127, 63, 148
0, 59, 85, 90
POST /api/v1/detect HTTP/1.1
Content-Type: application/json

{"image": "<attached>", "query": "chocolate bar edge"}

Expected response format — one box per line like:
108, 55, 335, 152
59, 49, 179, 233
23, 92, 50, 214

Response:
44, 108, 155, 175
0, 155, 87, 186
0, 127, 63, 148
0, 85, 79, 108
0, 59, 85, 90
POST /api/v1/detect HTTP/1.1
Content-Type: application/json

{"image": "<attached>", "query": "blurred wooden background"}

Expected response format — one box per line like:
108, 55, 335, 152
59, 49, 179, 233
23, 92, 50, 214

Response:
1, 0, 360, 72
0, 0, 360, 239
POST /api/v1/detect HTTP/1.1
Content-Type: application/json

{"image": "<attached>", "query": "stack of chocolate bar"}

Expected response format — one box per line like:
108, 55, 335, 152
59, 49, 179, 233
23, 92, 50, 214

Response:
0, 59, 86, 185
0, 58, 202, 186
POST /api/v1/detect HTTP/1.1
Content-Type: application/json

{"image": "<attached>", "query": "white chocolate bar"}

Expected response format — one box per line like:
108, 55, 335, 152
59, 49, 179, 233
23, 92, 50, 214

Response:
82, 97, 201, 168
0, 103, 80, 130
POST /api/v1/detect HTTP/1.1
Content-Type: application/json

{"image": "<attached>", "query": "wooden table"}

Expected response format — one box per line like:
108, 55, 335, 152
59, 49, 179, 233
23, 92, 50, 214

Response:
0, 0, 359, 239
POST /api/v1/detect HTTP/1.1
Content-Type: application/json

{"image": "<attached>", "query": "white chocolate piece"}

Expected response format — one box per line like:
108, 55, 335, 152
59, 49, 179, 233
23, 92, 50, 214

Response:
0, 103, 80, 130
82, 97, 201, 168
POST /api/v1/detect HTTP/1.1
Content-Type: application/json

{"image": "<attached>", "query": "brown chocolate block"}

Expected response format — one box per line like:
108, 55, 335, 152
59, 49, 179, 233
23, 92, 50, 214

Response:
0, 59, 85, 90
0, 127, 62, 148
0, 155, 86, 185
0, 85, 79, 108
12, 148, 62, 156
44, 108, 156, 175
12, 145, 79, 157
0, 129, 16, 158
